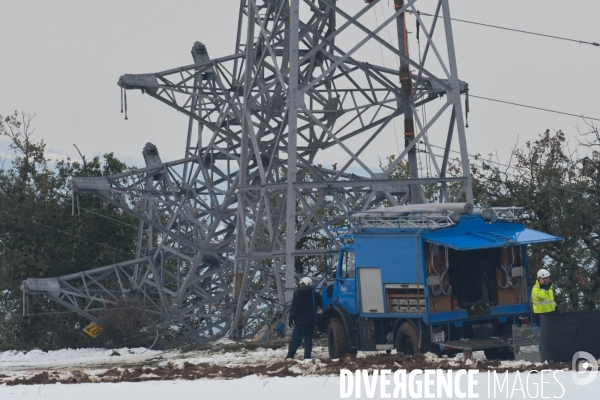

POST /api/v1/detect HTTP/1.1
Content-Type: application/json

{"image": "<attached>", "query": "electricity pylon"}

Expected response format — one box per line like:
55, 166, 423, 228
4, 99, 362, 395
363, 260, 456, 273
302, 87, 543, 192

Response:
22, 0, 471, 345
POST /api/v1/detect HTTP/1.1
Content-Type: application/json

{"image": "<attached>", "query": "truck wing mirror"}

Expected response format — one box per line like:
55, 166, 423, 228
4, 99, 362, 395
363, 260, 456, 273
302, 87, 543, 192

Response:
326, 256, 334, 280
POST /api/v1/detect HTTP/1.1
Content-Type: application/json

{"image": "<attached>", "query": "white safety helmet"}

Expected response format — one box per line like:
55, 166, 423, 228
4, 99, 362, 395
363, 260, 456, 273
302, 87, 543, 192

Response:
537, 269, 550, 279
300, 277, 312, 286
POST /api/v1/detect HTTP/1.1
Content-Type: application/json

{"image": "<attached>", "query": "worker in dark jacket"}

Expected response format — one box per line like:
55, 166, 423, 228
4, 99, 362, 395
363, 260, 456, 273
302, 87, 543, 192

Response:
285, 277, 322, 360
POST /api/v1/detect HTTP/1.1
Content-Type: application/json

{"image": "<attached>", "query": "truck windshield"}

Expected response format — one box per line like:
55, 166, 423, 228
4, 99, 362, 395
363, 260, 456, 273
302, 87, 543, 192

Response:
341, 251, 355, 278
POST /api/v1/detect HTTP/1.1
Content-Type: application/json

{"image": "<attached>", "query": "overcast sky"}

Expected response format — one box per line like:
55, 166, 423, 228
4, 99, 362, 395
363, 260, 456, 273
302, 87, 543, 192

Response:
1, 1, 599, 170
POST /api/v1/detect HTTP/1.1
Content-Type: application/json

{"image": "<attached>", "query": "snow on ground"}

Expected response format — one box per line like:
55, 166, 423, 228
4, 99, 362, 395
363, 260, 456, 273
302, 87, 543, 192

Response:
165, 344, 329, 368
0, 344, 598, 399
0, 344, 329, 373
1, 373, 600, 399
0, 345, 542, 375
0, 347, 162, 370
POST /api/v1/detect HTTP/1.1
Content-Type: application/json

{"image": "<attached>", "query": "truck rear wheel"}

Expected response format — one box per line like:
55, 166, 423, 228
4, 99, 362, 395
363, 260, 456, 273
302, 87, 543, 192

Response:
396, 322, 421, 356
328, 318, 349, 359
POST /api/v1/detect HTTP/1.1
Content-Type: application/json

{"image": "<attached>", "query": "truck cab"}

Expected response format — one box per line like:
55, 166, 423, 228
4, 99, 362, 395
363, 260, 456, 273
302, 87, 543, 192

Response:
316, 204, 561, 359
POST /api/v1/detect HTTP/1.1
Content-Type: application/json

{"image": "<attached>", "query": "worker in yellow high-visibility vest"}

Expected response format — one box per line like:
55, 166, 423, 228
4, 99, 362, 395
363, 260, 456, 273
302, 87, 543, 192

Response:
531, 269, 556, 327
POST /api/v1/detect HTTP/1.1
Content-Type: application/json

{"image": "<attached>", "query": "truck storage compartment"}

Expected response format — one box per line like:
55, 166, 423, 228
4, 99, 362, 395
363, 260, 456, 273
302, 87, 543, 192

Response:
425, 243, 527, 317
385, 284, 425, 313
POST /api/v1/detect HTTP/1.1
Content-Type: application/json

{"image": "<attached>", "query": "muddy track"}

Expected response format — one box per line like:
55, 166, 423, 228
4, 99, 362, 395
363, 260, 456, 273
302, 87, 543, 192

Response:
1, 353, 570, 386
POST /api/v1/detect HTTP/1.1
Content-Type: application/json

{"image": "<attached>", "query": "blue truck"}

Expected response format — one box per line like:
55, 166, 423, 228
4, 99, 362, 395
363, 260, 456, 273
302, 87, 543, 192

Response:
316, 203, 561, 359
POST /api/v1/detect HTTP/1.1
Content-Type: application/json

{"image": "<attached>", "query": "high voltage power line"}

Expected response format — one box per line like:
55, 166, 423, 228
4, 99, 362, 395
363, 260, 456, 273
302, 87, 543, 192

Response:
469, 95, 600, 122
374, 8, 600, 129
0, 208, 133, 255
400, 9, 600, 121
411, 10, 599, 47
425, 143, 600, 199
1, 180, 138, 228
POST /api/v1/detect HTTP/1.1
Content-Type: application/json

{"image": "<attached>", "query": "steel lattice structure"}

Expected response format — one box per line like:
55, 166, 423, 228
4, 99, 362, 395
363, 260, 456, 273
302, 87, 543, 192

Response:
22, 0, 472, 346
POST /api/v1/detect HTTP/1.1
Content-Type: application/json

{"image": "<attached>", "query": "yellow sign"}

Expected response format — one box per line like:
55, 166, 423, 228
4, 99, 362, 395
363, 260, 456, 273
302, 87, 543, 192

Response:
83, 322, 103, 338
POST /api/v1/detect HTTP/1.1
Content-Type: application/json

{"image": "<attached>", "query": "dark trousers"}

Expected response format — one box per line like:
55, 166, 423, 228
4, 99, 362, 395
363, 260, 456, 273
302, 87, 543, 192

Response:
286, 324, 314, 359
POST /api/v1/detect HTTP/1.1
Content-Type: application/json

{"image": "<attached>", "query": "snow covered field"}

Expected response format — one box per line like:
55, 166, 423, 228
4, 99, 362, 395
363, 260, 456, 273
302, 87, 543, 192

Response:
0, 343, 599, 399
2, 372, 600, 399
0, 347, 162, 370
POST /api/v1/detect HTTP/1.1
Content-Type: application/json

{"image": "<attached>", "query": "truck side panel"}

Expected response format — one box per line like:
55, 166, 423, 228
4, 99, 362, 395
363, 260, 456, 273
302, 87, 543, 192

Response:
354, 234, 421, 284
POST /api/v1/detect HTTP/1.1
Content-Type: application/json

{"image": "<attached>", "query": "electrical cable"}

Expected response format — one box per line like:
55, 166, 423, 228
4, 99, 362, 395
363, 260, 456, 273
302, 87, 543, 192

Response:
379, 2, 403, 155
404, 11, 600, 128
0, 175, 138, 229
469, 95, 600, 122
0, 185, 137, 231
373, 3, 401, 154
68, 201, 138, 229
425, 143, 600, 199
380, 1, 400, 69
10, 182, 138, 228
23, 304, 171, 351
411, 11, 600, 47
0, 209, 133, 255
23, 305, 156, 317
415, 15, 431, 178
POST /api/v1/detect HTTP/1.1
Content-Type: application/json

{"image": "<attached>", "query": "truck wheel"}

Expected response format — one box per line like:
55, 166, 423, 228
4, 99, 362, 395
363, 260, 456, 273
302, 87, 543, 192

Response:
396, 322, 421, 356
328, 318, 349, 359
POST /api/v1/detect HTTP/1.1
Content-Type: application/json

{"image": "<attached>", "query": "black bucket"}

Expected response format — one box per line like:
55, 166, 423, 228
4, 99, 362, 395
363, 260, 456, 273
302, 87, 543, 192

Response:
540, 311, 600, 362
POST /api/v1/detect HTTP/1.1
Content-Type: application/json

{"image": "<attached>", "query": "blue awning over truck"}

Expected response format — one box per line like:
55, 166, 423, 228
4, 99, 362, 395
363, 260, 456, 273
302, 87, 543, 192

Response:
423, 227, 561, 250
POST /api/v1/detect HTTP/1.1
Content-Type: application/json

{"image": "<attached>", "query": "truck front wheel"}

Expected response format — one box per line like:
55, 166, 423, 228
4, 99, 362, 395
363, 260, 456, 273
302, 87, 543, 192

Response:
328, 318, 349, 359
396, 322, 421, 356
